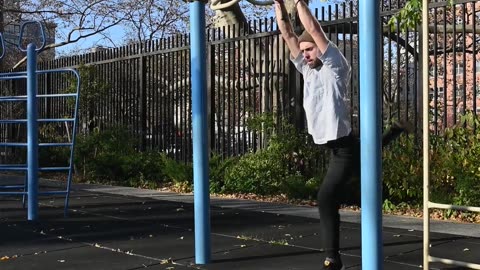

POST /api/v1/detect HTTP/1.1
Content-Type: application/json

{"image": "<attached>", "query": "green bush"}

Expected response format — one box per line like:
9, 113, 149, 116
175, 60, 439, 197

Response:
209, 153, 238, 194
382, 133, 422, 204
74, 127, 164, 187
430, 112, 480, 206
383, 112, 480, 207
63, 112, 480, 209
160, 153, 193, 192
223, 147, 289, 195
38, 123, 71, 167
222, 116, 325, 199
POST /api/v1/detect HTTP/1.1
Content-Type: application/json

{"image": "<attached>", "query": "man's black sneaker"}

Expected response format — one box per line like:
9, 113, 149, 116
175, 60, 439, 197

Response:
322, 257, 345, 270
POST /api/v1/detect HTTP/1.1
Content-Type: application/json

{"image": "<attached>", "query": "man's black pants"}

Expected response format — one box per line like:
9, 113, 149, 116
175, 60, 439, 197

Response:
317, 133, 359, 258
317, 127, 404, 258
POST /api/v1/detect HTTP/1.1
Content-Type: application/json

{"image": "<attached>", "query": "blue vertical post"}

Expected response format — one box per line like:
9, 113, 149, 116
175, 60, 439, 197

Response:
359, 0, 382, 269
190, 0, 211, 265
27, 43, 39, 221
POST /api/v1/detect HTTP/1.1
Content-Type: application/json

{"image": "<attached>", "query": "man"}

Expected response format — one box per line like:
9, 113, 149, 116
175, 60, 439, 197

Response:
273, 0, 411, 269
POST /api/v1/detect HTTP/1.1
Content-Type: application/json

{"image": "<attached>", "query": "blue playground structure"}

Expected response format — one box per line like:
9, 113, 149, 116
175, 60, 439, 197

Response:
0, 21, 81, 221
192, 0, 384, 268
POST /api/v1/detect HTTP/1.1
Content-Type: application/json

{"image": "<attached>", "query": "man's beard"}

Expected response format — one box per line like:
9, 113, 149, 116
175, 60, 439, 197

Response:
308, 59, 322, 69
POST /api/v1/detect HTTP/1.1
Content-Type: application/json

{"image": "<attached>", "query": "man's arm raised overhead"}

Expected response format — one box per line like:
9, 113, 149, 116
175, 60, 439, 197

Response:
274, 0, 300, 58
295, 0, 329, 54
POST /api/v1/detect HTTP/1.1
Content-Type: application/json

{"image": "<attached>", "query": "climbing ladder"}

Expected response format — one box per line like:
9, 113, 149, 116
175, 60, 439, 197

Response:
0, 21, 81, 221
420, 0, 480, 267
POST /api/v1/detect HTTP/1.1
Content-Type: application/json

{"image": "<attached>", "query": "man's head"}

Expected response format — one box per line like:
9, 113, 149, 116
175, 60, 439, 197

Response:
298, 30, 322, 68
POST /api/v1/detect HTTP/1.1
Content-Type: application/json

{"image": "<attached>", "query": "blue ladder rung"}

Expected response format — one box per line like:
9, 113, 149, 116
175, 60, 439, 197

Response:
0, 96, 27, 101
0, 75, 27, 80
0, 142, 73, 147
0, 143, 27, 147
39, 118, 75, 122
0, 165, 27, 171
0, 191, 27, 195
0, 71, 27, 77
39, 143, 73, 147
0, 119, 27, 124
39, 167, 70, 171
37, 93, 77, 98
39, 191, 68, 195
0, 185, 25, 189
0, 191, 68, 195
0, 94, 77, 100
0, 119, 74, 124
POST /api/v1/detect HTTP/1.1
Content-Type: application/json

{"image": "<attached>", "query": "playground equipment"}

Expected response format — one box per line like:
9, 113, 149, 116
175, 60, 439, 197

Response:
421, 0, 480, 269
192, 0, 386, 268
0, 21, 81, 221
196, 0, 480, 268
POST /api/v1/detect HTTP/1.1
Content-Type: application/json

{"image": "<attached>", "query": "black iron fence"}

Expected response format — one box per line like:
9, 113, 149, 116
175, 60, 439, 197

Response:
1, 0, 478, 162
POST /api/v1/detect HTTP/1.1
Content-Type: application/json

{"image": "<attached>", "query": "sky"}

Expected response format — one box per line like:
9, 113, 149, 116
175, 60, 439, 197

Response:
56, 0, 329, 57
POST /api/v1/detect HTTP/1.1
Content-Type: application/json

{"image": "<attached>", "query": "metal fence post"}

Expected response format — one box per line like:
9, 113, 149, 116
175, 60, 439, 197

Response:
26, 43, 39, 221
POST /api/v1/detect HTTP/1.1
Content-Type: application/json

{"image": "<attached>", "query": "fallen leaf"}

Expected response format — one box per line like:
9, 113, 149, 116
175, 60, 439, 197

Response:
160, 258, 173, 264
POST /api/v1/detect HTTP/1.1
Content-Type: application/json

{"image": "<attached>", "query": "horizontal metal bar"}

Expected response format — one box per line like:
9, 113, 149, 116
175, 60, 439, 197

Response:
0, 71, 27, 76
39, 143, 73, 147
0, 75, 27, 80
0, 119, 74, 123
0, 142, 72, 147
0, 96, 27, 101
0, 68, 79, 77
37, 93, 77, 98
0, 143, 27, 147
0, 191, 27, 195
37, 68, 78, 75
429, 256, 480, 269
429, 202, 480, 213
0, 93, 77, 99
39, 190, 68, 195
0, 167, 27, 171
39, 118, 75, 122
0, 185, 25, 189
39, 167, 70, 171
0, 191, 68, 196
0, 165, 71, 172
0, 120, 27, 124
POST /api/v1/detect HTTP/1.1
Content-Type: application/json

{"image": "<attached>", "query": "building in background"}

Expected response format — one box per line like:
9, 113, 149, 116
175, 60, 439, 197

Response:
428, 2, 480, 131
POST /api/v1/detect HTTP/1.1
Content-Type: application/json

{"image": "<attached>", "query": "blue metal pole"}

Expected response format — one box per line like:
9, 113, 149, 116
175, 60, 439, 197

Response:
27, 43, 39, 221
359, 0, 382, 269
190, 0, 211, 264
